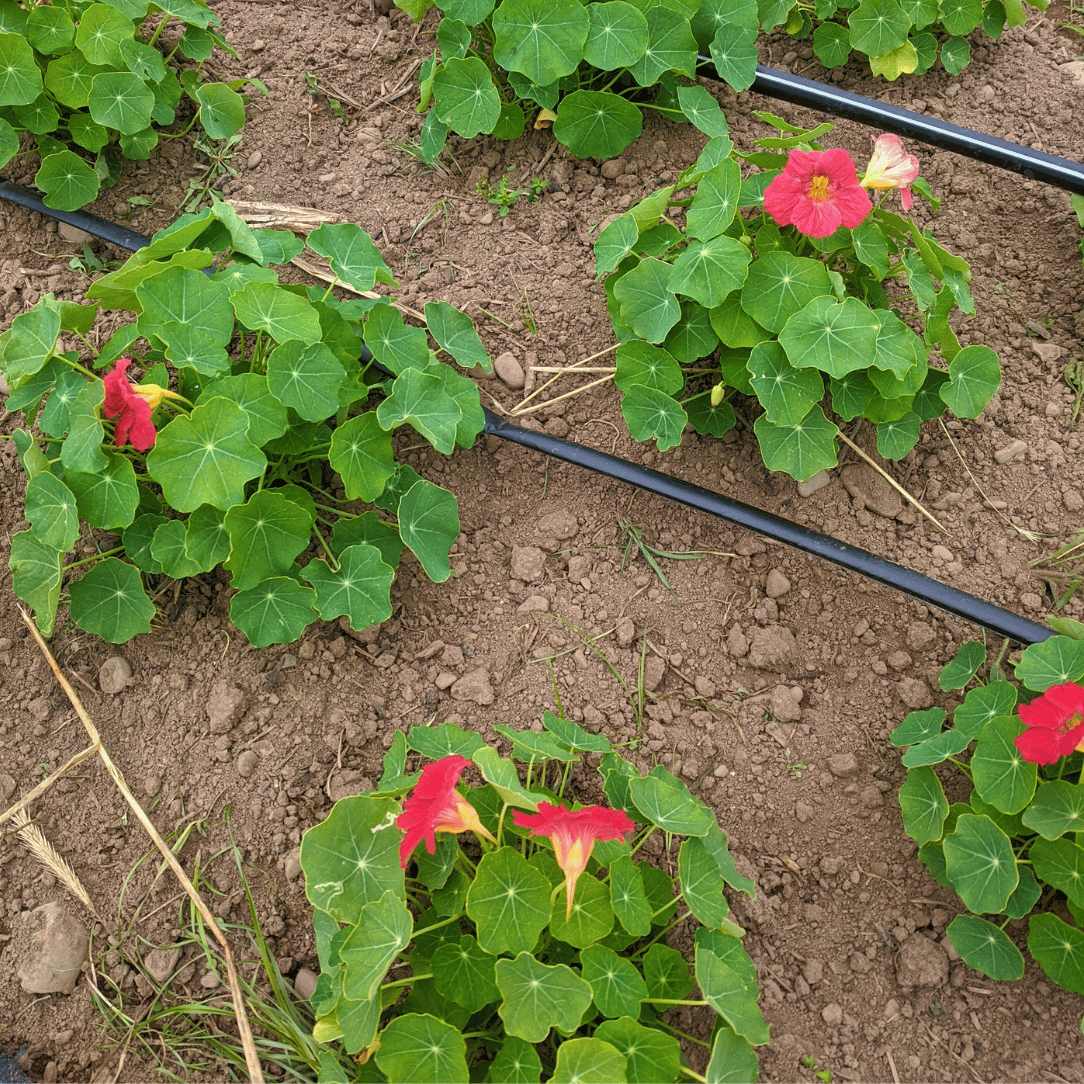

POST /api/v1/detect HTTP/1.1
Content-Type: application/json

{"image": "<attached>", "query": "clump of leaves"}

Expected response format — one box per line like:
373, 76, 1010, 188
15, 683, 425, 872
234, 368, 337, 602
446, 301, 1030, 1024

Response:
0, 0, 253, 211
893, 629, 1084, 994
1, 202, 493, 645
300, 714, 767, 1082
475, 172, 545, 216
771, 0, 1049, 81
593, 108, 999, 481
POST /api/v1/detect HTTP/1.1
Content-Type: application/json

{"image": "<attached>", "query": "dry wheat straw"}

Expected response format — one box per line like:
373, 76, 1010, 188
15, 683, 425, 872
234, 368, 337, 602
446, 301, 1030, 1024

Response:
10, 807, 96, 915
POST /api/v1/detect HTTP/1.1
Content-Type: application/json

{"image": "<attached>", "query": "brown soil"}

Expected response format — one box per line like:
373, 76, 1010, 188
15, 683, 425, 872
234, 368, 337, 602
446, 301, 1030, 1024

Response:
2, 2, 1084, 1081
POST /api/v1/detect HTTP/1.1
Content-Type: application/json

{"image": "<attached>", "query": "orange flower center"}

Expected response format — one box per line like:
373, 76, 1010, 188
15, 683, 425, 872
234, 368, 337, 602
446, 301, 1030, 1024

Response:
807, 175, 830, 201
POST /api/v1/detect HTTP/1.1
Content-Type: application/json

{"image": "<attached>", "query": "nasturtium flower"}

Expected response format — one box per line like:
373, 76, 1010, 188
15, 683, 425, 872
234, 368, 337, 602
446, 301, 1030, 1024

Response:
1014, 682, 1084, 765
763, 148, 872, 239
102, 357, 184, 452
512, 801, 634, 917
396, 754, 495, 868
859, 133, 920, 210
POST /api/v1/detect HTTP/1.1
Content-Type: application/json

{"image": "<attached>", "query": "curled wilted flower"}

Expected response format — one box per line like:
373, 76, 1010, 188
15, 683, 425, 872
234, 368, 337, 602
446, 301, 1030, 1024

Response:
859, 133, 920, 210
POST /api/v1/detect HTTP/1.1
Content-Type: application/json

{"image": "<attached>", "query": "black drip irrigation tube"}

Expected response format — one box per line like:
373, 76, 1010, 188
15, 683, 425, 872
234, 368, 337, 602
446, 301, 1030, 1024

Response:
0, 66, 1063, 645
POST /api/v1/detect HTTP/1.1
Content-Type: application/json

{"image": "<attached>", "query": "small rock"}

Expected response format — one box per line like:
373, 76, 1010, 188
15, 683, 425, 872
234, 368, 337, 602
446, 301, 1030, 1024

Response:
896, 934, 949, 991
694, 676, 715, 698
898, 677, 933, 709
200, 970, 221, 989
435, 672, 458, 691
143, 775, 161, 798
993, 439, 1028, 464
536, 509, 578, 540
1031, 341, 1063, 364
931, 544, 954, 562
600, 158, 625, 180
860, 784, 884, 808
0, 774, 16, 800
795, 801, 814, 823
727, 625, 749, 657
510, 545, 546, 581
236, 750, 260, 778
517, 595, 550, 614
58, 222, 94, 244
206, 681, 248, 735
906, 622, 936, 650
294, 967, 319, 1001
821, 1002, 844, 1027
451, 668, 495, 705
765, 569, 791, 598
770, 685, 802, 723
17, 903, 89, 995
615, 616, 636, 648
246, 151, 262, 169
143, 946, 182, 984
828, 753, 859, 778
643, 655, 666, 692
494, 351, 525, 389
567, 555, 592, 580
250, 38, 266, 51
840, 463, 903, 518
478, 210, 494, 225
803, 959, 824, 985
887, 650, 912, 671
747, 624, 798, 670
98, 656, 132, 694
285, 850, 302, 880
797, 469, 831, 497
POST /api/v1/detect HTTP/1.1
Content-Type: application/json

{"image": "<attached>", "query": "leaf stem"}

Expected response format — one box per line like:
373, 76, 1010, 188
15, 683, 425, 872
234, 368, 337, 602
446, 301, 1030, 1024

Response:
64, 546, 125, 571
381, 973, 430, 991
680, 1069, 708, 1082
654, 1019, 711, 1049
644, 997, 708, 1007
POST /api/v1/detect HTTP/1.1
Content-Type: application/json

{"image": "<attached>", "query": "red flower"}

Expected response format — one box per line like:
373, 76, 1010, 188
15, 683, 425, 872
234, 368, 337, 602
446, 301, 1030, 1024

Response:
859, 133, 920, 211
763, 148, 872, 239
1014, 682, 1084, 765
102, 358, 158, 452
396, 755, 494, 869
512, 801, 634, 917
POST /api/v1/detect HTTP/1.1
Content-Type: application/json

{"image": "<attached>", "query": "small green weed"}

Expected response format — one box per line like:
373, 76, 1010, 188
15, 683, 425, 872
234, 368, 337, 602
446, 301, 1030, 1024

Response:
618, 518, 709, 595
180, 130, 243, 212
778, 746, 808, 779
475, 173, 545, 217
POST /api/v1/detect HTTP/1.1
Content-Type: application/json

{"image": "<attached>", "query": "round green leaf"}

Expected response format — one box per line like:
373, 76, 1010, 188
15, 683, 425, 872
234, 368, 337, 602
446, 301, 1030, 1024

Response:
486, 1037, 541, 1084
375, 1013, 469, 1084
69, 557, 153, 643
149, 519, 201, 579
679, 835, 731, 927
580, 946, 647, 1019
466, 848, 553, 956
848, 0, 911, 56
307, 223, 396, 294
74, 3, 133, 65
201, 374, 288, 446
609, 853, 651, 936
492, 0, 590, 86
183, 504, 229, 571
813, 20, 851, 66
231, 281, 322, 344
0, 32, 43, 106
409, 723, 488, 762
939, 640, 986, 691
664, 301, 719, 364
341, 890, 413, 1002
229, 576, 317, 647
136, 264, 235, 347
68, 112, 110, 153
432, 935, 500, 1012
643, 943, 690, 1000
35, 150, 99, 211
494, 953, 593, 1042
1003, 863, 1042, 920
940, 344, 1000, 418
898, 765, 948, 845
14, 94, 60, 134
940, 35, 971, 75
45, 52, 107, 109
629, 771, 711, 836
594, 1017, 679, 1084
677, 83, 729, 139
595, 213, 639, 277
432, 56, 501, 138
66, 452, 139, 530
705, 1023, 759, 1084
26, 6, 75, 53
740, 251, 833, 334
551, 1038, 627, 1084
553, 90, 643, 159
302, 543, 394, 629
628, 2, 696, 85
9, 530, 63, 636
687, 160, 741, 240
397, 477, 459, 583
971, 714, 1036, 815
614, 259, 679, 344
1014, 636, 1084, 691
88, 71, 154, 135
707, 22, 758, 92
1022, 780, 1084, 840
753, 406, 839, 482
695, 941, 770, 1046
940, 0, 983, 34
1029, 912, 1084, 994
584, 1, 648, 69
747, 340, 823, 427
947, 914, 1023, 980
550, 872, 614, 947
223, 489, 313, 591
900, 728, 972, 768
943, 814, 1018, 915
424, 300, 491, 371
330, 510, 404, 569
779, 296, 883, 379
328, 412, 395, 503
437, 17, 471, 60
876, 413, 922, 460
669, 235, 751, 310
614, 340, 682, 395
1031, 837, 1084, 910
194, 81, 245, 139
365, 302, 430, 375
0, 115, 17, 167
148, 398, 267, 513
123, 512, 167, 574
620, 385, 687, 453
267, 339, 345, 421
25, 472, 80, 552
954, 681, 1018, 740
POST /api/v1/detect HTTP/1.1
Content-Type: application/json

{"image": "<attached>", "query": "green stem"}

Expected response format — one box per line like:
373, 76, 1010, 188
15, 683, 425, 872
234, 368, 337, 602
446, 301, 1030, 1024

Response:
57, 354, 98, 380
680, 1069, 708, 1083
382, 973, 431, 991
312, 529, 337, 569
644, 998, 708, 1007
64, 546, 125, 571
146, 13, 171, 47
654, 1019, 711, 1049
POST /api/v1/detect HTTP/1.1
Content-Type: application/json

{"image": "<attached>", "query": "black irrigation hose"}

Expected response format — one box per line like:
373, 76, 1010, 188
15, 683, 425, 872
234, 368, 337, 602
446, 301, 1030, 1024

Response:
0, 181, 149, 252
0, 193, 1056, 645
739, 63, 1084, 196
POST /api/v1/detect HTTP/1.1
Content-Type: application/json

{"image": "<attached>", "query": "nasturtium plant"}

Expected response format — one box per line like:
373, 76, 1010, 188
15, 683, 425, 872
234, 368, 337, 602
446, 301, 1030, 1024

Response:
772, 0, 1048, 80
396, 0, 765, 163
894, 633, 1084, 995
299, 713, 767, 1082
594, 111, 999, 478
0, 0, 253, 210
1, 202, 492, 644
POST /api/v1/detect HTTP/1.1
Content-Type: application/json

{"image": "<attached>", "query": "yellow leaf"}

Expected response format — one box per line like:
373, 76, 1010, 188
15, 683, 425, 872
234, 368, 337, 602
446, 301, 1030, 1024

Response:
534, 108, 557, 130
869, 41, 919, 81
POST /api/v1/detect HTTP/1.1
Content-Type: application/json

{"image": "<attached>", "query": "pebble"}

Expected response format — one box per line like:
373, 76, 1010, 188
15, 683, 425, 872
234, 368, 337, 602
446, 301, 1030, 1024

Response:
16, 903, 88, 995
58, 222, 94, 244
294, 967, 319, 1001
206, 681, 248, 734
828, 753, 858, 778
821, 1002, 844, 1026
451, 668, 495, 705
770, 685, 802, 723
536, 509, 578, 540
236, 750, 260, 778
694, 676, 714, 698
200, 970, 221, 989
494, 351, 525, 389
478, 210, 494, 225
906, 621, 936, 650
247, 151, 262, 169
0, 774, 15, 800
435, 672, 458, 690
144, 947, 182, 984
615, 616, 636, 647
795, 801, 814, 823
600, 158, 625, 180
931, 545, 954, 562
251, 38, 266, 51
840, 463, 903, 518
898, 677, 933, 709
517, 595, 550, 614
99, 656, 132, 694
765, 569, 791, 598
747, 624, 798, 670
993, 439, 1028, 464
727, 625, 749, 657
797, 469, 831, 497
1031, 341, 1063, 363
896, 934, 949, 991
285, 851, 302, 880
143, 775, 161, 798
643, 655, 666, 692
803, 958, 824, 985
510, 545, 545, 581
886, 650, 912, 671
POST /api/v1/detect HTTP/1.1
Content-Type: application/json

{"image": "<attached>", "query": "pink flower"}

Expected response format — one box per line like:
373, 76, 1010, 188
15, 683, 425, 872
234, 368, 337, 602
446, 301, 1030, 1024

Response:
763, 148, 872, 239
512, 801, 634, 917
103, 358, 157, 452
859, 133, 920, 210
396, 755, 495, 869
1014, 682, 1084, 766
